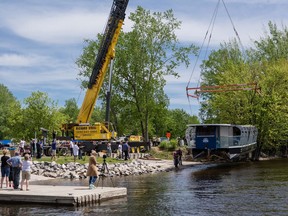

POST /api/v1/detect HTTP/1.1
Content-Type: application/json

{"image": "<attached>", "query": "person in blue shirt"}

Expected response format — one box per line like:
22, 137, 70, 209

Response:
51, 139, 57, 161
122, 141, 130, 160
7, 152, 22, 190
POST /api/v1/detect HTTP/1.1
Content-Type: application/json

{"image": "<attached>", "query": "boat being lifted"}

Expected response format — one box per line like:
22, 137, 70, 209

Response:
185, 124, 258, 160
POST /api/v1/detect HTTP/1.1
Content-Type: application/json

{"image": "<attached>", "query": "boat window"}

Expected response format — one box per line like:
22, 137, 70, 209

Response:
233, 127, 241, 136
197, 126, 215, 136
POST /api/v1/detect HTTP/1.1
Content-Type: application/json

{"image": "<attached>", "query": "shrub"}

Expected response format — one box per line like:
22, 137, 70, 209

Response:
159, 140, 169, 150
167, 139, 178, 151
159, 139, 178, 151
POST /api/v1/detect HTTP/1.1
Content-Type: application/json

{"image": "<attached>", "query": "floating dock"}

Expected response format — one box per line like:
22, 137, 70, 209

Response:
0, 185, 127, 206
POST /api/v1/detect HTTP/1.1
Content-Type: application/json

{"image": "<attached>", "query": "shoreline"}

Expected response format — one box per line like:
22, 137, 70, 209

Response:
29, 158, 202, 182
29, 156, 280, 183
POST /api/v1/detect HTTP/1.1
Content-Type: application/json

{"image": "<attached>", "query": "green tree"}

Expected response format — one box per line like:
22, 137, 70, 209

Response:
252, 21, 288, 61
199, 40, 254, 124
23, 91, 66, 140
0, 84, 22, 139
76, 7, 198, 141
90, 106, 105, 124
59, 98, 79, 123
166, 109, 199, 139
199, 22, 288, 157
252, 60, 288, 154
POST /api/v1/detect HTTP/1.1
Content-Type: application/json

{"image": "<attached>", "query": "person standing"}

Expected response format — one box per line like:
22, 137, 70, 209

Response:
19, 140, 25, 156
176, 148, 183, 165
118, 141, 123, 159
8, 166, 13, 188
86, 150, 99, 189
1, 149, 10, 188
73, 142, 79, 162
20, 154, 32, 191
70, 140, 74, 156
36, 140, 42, 159
173, 151, 179, 168
7, 152, 22, 190
30, 139, 36, 157
78, 146, 83, 160
122, 141, 130, 160
107, 142, 112, 157
51, 139, 57, 161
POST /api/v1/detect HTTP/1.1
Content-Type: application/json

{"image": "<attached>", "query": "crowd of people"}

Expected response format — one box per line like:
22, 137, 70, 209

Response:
0, 138, 148, 191
1, 138, 184, 190
1, 148, 32, 191
116, 140, 131, 160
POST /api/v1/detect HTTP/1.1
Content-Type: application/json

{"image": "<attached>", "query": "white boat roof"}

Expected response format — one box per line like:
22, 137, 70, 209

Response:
187, 124, 255, 127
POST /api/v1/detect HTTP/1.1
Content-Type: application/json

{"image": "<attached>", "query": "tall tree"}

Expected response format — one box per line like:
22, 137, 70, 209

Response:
76, 7, 198, 141
252, 21, 288, 61
23, 91, 66, 140
0, 84, 22, 139
199, 40, 254, 124
199, 22, 288, 156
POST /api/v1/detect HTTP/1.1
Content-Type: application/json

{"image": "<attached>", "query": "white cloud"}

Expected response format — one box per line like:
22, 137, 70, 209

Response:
4, 11, 108, 44
0, 54, 52, 67
0, 68, 77, 87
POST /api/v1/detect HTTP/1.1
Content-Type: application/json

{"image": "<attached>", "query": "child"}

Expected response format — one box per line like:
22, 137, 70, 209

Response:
20, 154, 32, 191
86, 150, 99, 189
1, 149, 10, 188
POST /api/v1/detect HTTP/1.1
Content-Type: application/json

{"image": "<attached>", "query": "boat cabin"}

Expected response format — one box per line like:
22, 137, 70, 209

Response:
185, 124, 258, 159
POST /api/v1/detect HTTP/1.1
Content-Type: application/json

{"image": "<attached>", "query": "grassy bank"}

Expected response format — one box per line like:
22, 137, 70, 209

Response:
33, 155, 126, 165
1, 145, 185, 164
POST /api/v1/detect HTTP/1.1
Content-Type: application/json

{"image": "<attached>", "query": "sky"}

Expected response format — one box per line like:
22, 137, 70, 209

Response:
1, 0, 288, 117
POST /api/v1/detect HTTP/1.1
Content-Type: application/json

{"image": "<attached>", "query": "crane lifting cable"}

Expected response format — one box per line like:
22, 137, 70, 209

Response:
186, 0, 252, 107
186, 0, 221, 114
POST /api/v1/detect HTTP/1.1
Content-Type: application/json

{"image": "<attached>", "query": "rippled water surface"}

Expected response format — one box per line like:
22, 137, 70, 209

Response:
1, 159, 287, 216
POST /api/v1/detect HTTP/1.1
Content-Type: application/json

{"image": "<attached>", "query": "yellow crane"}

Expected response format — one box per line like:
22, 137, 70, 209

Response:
61, 0, 129, 141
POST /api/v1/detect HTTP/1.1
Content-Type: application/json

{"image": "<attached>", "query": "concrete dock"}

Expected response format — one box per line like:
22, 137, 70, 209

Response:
0, 185, 127, 206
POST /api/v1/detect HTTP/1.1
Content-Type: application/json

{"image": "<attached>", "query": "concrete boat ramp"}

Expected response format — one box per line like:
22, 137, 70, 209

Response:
0, 185, 127, 206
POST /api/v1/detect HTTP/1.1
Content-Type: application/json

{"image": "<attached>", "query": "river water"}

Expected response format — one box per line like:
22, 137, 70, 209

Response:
1, 158, 287, 216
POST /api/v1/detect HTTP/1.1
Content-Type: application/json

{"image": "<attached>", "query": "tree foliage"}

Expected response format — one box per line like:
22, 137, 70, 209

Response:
22, 91, 66, 140
76, 7, 198, 141
166, 109, 199, 139
59, 98, 79, 123
199, 22, 288, 155
0, 84, 22, 139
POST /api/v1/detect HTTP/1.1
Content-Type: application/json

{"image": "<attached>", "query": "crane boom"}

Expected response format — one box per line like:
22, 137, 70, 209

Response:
77, 0, 129, 124
61, 0, 129, 141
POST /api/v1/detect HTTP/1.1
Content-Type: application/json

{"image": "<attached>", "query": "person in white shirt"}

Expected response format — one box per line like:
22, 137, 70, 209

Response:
118, 142, 123, 159
20, 154, 32, 191
19, 140, 25, 155
73, 143, 79, 162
